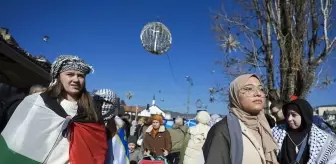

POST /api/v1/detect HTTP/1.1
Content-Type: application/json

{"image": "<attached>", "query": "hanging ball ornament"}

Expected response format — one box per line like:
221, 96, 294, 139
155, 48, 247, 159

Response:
140, 22, 172, 55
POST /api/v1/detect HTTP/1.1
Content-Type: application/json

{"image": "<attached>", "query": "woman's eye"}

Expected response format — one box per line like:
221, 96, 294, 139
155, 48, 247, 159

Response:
245, 88, 253, 91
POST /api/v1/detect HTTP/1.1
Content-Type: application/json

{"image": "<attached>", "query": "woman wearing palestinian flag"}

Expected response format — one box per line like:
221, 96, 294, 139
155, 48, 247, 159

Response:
0, 55, 107, 164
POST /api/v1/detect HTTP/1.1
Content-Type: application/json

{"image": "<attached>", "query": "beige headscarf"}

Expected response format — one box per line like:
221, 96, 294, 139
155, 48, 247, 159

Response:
229, 74, 278, 164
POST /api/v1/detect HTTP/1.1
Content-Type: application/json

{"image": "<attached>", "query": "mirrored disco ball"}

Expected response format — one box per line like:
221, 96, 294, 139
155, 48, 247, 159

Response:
140, 22, 172, 55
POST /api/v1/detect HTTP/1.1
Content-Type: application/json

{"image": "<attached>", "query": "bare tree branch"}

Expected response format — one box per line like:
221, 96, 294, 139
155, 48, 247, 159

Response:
313, 0, 335, 65
211, 0, 335, 102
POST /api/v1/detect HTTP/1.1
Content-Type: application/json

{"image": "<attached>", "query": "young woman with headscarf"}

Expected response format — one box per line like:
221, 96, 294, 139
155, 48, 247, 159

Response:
203, 74, 278, 164
272, 99, 336, 164
0, 55, 107, 164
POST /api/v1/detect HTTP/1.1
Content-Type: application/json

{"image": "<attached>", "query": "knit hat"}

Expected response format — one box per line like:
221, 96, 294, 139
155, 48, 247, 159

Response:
196, 111, 211, 125
49, 55, 93, 87
151, 114, 163, 125
93, 89, 118, 121
128, 136, 137, 144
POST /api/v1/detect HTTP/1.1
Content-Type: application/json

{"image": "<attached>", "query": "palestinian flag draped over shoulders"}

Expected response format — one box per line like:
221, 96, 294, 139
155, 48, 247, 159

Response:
0, 92, 107, 164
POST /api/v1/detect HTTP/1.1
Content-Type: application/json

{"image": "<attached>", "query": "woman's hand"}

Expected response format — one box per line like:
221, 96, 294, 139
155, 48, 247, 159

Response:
144, 149, 150, 156
162, 148, 168, 156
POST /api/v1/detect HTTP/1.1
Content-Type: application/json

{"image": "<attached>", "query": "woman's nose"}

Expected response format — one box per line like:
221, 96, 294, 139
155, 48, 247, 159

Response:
72, 76, 80, 82
253, 89, 263, 97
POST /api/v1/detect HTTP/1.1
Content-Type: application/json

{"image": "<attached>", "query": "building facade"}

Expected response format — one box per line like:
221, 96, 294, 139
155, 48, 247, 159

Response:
315, 105, 336, 127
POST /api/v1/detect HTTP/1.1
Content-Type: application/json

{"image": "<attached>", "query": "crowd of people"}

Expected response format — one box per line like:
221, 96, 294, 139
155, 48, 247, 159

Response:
0, 55, 335, 164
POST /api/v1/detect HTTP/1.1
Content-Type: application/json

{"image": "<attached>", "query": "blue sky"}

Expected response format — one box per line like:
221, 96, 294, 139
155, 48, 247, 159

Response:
1, 0, 335, 114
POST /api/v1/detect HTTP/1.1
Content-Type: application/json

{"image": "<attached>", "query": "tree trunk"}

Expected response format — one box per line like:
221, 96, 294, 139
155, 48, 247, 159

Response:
280, 0, 293, 101
265, 1, 275, 94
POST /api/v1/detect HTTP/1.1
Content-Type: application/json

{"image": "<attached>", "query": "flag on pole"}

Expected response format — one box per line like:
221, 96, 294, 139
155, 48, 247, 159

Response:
105, 116, 130, 164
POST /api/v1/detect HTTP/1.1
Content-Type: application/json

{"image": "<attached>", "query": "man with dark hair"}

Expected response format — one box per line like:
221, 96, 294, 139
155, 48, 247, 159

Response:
270, 100, 286, 125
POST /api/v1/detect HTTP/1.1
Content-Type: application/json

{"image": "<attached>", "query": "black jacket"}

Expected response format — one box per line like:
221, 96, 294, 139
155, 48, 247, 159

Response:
203, 117, 232, 164
0, 93, 25, 132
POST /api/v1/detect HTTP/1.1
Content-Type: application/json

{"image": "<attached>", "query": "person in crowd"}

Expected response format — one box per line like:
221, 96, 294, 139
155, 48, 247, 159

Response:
93, 89, 118, 123
0, 55, 107, 163
142, 114, 172, 158
0, 84, 46, 132
128, 136, 143, 163
265, 114, 276, 128
93, 88, 120, 163
167, 116, 188, 164
209, 114, 222, 127
270, 100, 286, 126
121, 113, 131, 122
312, 115, 335, 135
203, 74, 278, 164
180, 111, 211, 164
119, 113, 132, 139
130, 120, 137, 136
137, 117, 152, 147
134, 117, 146, 139
271, 100, 335, 135
272, 99, 336, 163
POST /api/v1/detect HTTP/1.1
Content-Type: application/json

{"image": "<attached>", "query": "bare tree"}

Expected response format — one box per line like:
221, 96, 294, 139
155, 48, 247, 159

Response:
211, 0, 335, 102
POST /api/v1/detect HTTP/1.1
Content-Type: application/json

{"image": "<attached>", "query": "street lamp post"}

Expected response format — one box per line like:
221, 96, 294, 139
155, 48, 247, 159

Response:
185, 76, 193, 119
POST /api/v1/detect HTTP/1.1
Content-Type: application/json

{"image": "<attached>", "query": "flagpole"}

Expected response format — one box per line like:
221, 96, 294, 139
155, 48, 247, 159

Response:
135, 105, 138, 121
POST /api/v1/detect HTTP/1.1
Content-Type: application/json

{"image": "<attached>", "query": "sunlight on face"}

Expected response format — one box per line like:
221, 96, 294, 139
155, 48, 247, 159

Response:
128, 143, 136, 153
59, 70, 85, 97
152, 120, 160, 129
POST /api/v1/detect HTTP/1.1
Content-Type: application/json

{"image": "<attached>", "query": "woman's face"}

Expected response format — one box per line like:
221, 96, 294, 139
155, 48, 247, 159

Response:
271, 107, 285, 121
59, 70, 85, 97
128, 143, 136, 152
138, 119, 144, 125
152, 120, 160, 129
238, 77, 265, 115
286, 105, 302, 129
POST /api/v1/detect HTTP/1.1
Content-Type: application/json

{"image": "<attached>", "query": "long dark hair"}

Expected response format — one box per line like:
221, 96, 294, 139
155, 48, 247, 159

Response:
46, 77, 100, 122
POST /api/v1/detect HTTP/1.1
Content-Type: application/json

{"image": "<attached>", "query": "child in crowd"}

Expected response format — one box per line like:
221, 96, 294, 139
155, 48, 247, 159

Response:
129, 136, 143, 163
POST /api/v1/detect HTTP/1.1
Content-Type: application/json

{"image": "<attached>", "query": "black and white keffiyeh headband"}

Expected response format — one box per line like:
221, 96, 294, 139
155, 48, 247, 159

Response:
49, 55, 93, 87
93, 89, 118, 120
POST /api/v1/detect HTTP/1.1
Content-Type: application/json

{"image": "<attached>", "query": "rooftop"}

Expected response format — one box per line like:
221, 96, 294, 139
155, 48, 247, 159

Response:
0, 27, 51, 73
324, 110, 336, 115
315, 104, 336, 109
122, 105, 146, 113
